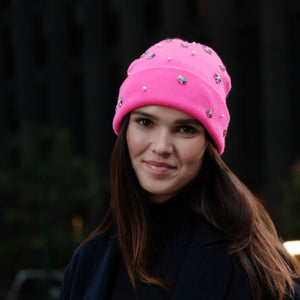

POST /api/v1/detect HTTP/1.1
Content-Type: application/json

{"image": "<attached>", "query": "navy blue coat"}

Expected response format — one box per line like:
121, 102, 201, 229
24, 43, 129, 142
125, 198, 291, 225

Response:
60, 218, 300, 300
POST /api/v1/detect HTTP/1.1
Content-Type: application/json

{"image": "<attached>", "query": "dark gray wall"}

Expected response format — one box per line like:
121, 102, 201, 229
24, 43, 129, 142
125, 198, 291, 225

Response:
0, 0, 299, 234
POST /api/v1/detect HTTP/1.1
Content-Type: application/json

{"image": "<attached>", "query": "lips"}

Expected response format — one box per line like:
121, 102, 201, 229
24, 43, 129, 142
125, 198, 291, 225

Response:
144, 160, 176, 174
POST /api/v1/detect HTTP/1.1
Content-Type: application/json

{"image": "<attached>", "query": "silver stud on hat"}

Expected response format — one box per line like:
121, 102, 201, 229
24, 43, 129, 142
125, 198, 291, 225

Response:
142, 86, 147, 91
178, 75, 187, 84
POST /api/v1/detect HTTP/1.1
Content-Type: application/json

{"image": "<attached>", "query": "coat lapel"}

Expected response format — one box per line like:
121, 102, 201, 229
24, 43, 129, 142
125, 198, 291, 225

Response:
172, 219, 234, 300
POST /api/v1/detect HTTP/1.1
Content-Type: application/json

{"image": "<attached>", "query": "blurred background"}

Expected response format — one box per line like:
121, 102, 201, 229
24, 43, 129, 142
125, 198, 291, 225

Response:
0, 0, 299, 298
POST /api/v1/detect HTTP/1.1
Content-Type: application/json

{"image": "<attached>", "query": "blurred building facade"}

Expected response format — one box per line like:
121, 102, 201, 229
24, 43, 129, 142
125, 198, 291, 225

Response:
0, 0, 299, 231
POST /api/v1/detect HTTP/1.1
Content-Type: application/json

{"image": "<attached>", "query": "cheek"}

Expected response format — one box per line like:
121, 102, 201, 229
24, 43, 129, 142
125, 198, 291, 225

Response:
126, 125, 146, 158
178, 141, 206, 167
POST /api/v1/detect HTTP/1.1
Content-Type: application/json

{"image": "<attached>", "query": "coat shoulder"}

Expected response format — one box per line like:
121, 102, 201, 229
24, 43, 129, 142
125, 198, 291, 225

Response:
59, 232, 118, 300
72, 232, 115, 262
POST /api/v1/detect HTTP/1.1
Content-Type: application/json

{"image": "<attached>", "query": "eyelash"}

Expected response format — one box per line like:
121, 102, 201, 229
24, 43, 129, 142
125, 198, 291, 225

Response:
136, 118, 197, 135
177, 126, 197, 134
137, 118, 153, 127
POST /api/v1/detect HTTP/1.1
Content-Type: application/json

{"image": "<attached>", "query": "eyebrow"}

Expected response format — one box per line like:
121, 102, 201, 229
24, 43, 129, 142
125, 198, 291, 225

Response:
174, 119, 203, 127
131, 111, 203, 127
131, 111, 159, 120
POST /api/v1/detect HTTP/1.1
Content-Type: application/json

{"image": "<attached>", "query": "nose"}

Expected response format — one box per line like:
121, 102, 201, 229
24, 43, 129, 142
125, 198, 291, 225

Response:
151, 130, 173, 156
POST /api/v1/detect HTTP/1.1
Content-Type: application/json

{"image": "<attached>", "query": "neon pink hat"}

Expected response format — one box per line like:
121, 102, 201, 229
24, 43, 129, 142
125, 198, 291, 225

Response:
113, 38, 231, 154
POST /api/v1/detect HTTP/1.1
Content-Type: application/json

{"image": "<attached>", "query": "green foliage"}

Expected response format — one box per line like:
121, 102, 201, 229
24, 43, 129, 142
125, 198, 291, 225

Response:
0, 125, 105, 289
281, 160, 300, 240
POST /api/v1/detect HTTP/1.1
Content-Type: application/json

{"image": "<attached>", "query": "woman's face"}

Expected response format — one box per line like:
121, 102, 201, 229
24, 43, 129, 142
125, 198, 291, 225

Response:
126, 105, 207, 204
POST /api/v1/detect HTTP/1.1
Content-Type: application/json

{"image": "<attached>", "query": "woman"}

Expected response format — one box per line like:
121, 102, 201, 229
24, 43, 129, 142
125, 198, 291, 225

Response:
59, 38, 300, 300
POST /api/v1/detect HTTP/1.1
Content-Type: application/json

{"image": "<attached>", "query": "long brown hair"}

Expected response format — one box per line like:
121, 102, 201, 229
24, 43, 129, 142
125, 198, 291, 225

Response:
89, 113, 300, 299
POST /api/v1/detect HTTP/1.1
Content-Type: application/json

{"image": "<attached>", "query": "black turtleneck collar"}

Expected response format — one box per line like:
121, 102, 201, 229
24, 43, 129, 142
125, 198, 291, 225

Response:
146, 193, 200, 255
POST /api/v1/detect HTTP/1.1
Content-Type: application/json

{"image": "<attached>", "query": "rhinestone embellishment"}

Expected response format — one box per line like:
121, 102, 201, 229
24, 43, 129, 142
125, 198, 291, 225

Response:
214, 73, 222, 83
192, 51, 196, 55
219, 64, 225, 71
142, 86, 147, 91
203, 46, 212, 54
180, 43, 189, 48
148, 53, 156, 59
206, 110, 213, 118
223, 129, 227, 137
178, 75, 187, 84
140, 51, 147, 58
118, 97, 123, 107
165, 38, 173, 42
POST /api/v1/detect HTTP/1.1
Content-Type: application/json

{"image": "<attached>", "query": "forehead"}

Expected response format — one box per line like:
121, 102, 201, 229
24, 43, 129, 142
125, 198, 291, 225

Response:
131, 105, 198, 120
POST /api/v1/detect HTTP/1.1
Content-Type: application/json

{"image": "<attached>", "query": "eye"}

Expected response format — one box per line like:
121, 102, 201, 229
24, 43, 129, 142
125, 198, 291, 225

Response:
178, 125, 196, 134
137, 118, 152, 127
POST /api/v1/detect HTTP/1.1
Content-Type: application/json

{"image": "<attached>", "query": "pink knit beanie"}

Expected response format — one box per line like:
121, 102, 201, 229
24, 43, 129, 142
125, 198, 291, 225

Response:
113, 38, 231, 155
